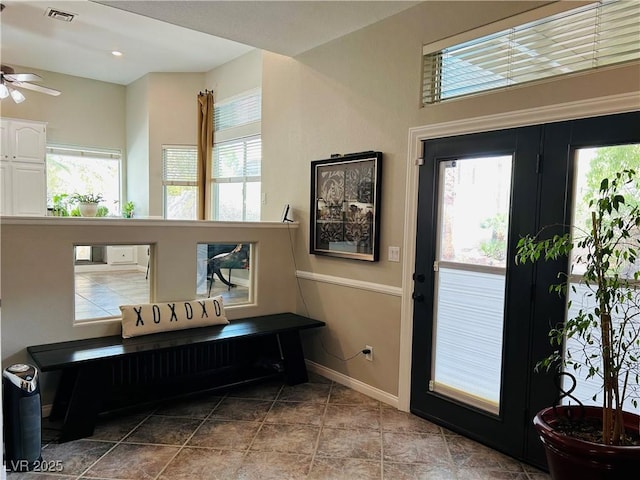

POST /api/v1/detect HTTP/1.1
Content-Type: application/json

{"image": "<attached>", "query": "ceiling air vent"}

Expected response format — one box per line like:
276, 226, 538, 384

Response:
44, 7, 76, 22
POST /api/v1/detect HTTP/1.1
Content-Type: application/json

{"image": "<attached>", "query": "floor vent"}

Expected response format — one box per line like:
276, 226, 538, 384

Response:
44, 8, 76, 22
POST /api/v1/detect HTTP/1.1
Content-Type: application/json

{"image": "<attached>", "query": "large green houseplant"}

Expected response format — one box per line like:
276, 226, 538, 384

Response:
516, 169, 639, 477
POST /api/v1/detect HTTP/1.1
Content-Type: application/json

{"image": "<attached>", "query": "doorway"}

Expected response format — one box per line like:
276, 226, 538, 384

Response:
410, 111, 640, 467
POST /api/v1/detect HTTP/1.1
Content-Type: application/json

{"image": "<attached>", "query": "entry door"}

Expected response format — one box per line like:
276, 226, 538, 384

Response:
410, 112, 640, 466
411, 127, 540, 458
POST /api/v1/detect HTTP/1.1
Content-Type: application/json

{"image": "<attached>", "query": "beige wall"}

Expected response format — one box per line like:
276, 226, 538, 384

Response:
147, 72, 205, 216
261, 1, 640, 396
1, 218, 298, 402
0, 66, 126, 151
2, 2, 639, 404
125, 75, 151, 216
125, 72, 206, 217
205, 49, 263, 101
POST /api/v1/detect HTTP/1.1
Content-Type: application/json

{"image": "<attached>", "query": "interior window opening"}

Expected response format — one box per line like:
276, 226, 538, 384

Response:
74, 244, 151, 322
196, 242, 252, 306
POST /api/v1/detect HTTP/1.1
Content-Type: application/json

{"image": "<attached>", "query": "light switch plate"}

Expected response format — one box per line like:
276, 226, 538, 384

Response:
388, 246, 400, 262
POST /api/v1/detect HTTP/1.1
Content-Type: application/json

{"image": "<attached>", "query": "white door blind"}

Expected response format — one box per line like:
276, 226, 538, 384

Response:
422, 0, 640, 104
162, 146, 197, 185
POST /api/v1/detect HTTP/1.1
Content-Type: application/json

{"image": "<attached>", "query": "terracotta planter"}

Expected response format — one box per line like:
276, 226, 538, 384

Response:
79, 202, 98, 217
534, 406, 640, 480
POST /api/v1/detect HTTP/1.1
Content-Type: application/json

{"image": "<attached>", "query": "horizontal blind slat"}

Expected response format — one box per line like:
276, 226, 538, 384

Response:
214, 91, 262, 132
423, 0, 639, 104
162, 147, 197, 183
213, 135, 261, 179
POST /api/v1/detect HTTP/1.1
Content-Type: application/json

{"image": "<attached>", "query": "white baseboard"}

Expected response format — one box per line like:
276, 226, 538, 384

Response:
306, 360, 399, 409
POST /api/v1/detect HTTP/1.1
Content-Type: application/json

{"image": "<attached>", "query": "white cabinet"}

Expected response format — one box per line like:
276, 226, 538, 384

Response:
0, 118, 47, 216
0, 162, 11, 215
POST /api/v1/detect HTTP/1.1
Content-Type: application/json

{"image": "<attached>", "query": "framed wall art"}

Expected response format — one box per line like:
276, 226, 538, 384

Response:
310, 151, 382, 261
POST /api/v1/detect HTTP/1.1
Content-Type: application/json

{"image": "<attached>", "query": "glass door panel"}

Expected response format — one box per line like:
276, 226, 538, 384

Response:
432, 156, 513, 414
563, 144, 640, 414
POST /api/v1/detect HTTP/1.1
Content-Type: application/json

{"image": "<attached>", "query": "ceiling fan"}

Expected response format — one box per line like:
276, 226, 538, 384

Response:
1, 64, 61, 103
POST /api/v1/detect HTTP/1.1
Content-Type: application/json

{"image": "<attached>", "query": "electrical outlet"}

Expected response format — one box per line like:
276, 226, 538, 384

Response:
364, 345, 373, 361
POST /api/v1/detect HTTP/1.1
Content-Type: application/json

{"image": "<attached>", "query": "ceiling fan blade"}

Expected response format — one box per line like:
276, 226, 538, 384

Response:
12, 81, 61, 96
5, 73, 43, 82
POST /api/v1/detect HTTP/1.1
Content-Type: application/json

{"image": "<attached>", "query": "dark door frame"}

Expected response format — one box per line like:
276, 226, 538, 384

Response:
400, 106, 640, 469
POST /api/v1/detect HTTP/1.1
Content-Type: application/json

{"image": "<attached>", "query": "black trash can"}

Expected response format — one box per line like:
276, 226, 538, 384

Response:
3, 363, 42, 472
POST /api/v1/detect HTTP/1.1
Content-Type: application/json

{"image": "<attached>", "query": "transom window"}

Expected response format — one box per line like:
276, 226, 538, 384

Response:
422, 0, 640, 104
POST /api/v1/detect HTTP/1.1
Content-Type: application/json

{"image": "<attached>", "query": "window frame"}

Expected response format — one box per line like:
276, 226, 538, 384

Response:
46, 144, 122, 216
211, 89, 262, 221
421, 0, 640, 104
162, 144, 198, 220
211, 134, 261, 221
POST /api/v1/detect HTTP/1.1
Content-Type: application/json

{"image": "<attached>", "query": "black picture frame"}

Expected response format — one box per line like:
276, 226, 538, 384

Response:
310, 151, 382, 261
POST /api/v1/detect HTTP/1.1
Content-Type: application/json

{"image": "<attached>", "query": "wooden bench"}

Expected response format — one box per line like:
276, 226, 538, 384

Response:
28, 312, 325, 442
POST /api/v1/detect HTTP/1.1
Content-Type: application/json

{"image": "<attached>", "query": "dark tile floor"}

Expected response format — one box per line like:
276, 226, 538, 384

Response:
6, 374, 550, 479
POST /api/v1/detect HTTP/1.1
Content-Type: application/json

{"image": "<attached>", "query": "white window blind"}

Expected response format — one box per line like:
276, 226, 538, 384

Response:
422, 0, 640, 104
212, 135, 261, 221
211, 89, 262, 221
162, 146, 197, 185
162, 145, 198, 220
213, 136, 261, 180
214, 90, 261, 132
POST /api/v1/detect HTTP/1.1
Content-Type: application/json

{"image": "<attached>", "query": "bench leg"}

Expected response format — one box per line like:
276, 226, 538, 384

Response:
49, 368, 78, 421
277, 331, 308, 385
58, 363, 108, 442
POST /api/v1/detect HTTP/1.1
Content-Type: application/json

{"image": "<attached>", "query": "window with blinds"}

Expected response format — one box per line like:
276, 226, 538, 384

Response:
212, 135, 261, 221
212, 89, 262, 221
422, 0, 640, 104
46, 145, 121, 216
214, 90, 261, 133
162, 145, 198, 220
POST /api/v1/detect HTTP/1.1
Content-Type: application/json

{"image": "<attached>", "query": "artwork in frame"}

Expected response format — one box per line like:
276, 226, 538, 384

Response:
310, 151, 382, 261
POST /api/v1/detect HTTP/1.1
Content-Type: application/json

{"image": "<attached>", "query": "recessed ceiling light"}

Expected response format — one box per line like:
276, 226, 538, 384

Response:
111, 51, 123, 57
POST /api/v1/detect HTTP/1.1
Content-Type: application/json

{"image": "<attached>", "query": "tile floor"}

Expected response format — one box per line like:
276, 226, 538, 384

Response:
6, 374, 550, 480
74, 270, 249, 321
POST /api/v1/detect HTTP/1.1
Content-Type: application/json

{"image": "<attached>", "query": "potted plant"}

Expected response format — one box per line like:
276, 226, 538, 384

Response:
71, 193, 103, 217
122, 201, 135, 218
51, 193, 69, 216
515, 169, 640, 479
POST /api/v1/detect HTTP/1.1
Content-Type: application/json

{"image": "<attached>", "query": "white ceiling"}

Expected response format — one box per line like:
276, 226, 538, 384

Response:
0, 0, 420, 86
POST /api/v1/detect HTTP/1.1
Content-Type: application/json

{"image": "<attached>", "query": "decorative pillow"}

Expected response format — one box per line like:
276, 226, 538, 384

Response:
120, 296, 229, 338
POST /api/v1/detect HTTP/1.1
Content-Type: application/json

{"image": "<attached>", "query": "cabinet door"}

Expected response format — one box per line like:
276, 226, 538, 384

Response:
0, 162, 12, 214
0, 120, 10, 161
11, 121, 46, 164
11, 163, 46, 216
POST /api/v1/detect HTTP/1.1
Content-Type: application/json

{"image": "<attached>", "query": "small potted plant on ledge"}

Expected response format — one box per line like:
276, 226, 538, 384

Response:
51, 193, 69, 216
122, 201, 135, 218
71, 193, 104, 217
516, 170, 640, 479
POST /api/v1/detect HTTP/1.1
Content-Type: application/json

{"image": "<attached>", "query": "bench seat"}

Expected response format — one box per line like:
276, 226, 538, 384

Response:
28, 312, 325, 442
